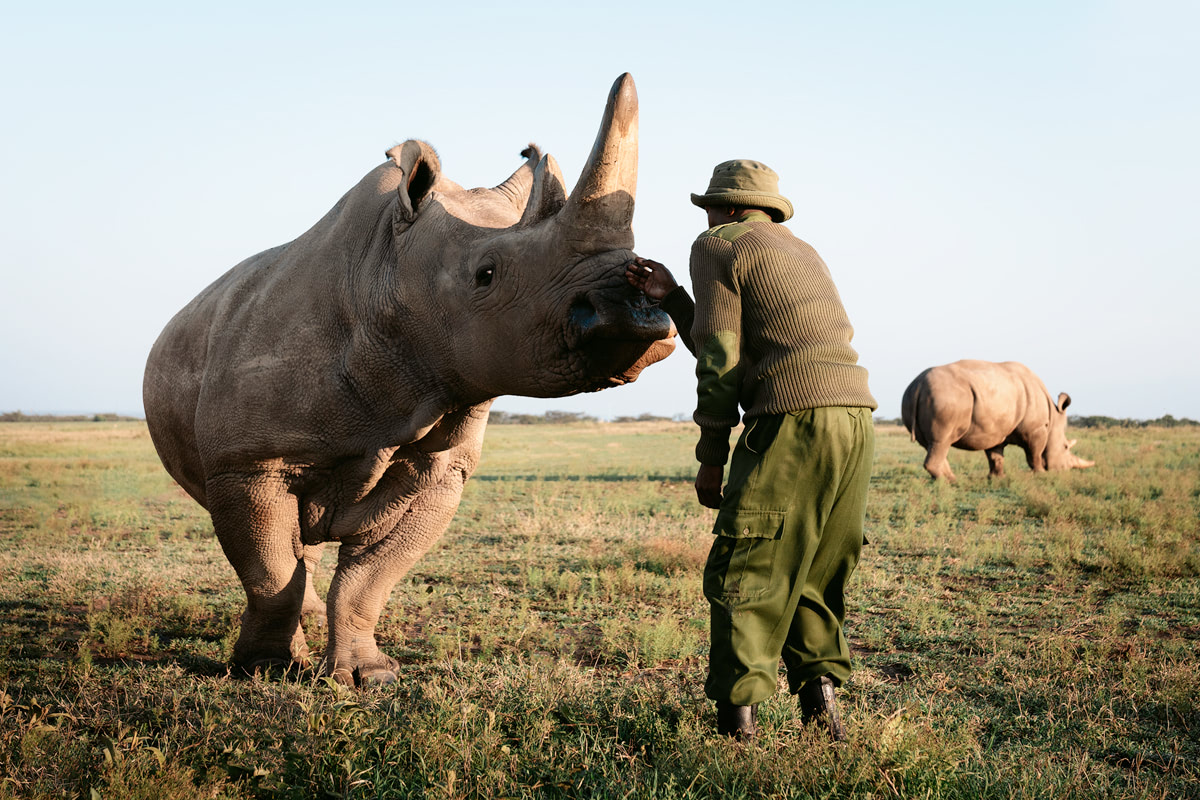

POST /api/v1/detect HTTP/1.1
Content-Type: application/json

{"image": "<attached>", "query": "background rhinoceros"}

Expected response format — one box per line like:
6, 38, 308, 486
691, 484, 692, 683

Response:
901, 359, 1094, 482
142, 74, 675, 685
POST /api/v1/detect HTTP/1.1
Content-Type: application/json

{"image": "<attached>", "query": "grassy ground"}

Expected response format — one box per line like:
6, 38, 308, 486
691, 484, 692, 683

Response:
0, 420, 1197, 799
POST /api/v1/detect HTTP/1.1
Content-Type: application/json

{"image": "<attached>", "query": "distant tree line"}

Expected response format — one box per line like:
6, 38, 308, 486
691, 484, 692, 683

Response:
0, 411, 142, 423
1068, 414, 1199, 428
488, 410, 598, 425
488, 411, 685, 425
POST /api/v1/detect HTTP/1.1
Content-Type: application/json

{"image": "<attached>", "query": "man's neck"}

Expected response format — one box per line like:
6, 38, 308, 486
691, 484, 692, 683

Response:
734, 210, 772, 224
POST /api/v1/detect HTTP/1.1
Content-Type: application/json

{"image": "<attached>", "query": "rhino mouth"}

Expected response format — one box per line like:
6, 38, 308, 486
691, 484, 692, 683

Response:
567, 287, 676, 387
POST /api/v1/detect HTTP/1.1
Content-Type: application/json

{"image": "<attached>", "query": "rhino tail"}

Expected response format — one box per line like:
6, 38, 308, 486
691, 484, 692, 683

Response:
903, 383, 919, 441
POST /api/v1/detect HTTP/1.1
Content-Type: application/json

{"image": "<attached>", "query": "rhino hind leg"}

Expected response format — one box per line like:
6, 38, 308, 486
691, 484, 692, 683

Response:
207, 474, 314, 671
922, 440, 958, 482
985, 446, 1006, 478
322, 466, 470, 687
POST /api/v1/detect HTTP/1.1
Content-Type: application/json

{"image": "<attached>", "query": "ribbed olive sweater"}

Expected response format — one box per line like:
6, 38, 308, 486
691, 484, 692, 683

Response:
660, 212, 877, 465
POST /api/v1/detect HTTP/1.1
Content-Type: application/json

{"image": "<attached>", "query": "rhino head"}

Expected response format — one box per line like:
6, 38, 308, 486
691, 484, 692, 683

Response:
352, 73, 675, 408
1045, 392, 1095, 471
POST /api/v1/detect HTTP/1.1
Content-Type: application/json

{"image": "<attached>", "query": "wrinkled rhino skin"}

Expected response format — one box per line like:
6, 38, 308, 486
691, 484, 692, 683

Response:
901, 360, 1094, 482
142, 74, 675, 685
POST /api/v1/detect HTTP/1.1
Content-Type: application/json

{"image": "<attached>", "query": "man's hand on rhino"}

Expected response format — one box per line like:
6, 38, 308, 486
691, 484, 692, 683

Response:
625, 256, 678, 302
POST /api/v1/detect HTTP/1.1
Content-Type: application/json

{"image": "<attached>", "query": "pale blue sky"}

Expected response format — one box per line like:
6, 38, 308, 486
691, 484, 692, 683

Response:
2, 1, 1197, 420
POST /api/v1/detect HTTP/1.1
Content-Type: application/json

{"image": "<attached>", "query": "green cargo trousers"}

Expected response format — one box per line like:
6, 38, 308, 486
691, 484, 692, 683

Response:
703, 406, 874, 706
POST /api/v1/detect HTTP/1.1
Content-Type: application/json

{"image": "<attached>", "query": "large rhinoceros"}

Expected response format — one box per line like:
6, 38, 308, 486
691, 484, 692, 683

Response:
143, 74, 675, 685
901, 360, 1094, 481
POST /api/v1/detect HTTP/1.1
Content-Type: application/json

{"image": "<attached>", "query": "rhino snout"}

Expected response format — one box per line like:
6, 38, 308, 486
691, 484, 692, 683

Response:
565, 287, 676, 387
569, 288, 675, 345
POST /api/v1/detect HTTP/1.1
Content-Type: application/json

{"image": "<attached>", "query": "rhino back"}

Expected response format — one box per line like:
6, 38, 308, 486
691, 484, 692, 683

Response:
901, 361, 1024, 451
944, 360, 1052, 449
144, 242, 305, 504
143, 160, 450, 491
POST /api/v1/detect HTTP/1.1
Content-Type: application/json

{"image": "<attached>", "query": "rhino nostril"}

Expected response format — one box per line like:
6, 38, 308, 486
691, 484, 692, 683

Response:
569, 294, 600, 338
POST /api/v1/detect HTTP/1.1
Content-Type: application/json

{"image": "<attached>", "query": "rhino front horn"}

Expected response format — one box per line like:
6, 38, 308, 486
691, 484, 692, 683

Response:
559, 73, 638, 249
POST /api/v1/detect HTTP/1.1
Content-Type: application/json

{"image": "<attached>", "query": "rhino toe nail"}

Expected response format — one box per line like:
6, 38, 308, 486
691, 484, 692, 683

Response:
357, 669, 398, 688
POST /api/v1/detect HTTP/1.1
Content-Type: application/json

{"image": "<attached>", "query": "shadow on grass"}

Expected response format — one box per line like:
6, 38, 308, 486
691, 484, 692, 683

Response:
0, 597, 234, 680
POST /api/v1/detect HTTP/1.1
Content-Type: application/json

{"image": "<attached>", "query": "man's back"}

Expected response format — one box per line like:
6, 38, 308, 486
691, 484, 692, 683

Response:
689, 215, 876, 420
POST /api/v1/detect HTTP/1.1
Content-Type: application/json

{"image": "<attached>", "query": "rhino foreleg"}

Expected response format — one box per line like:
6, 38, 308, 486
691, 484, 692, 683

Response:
323, 465, 470, 687
1023, 431, 1048, 472
207, 473, 313, 671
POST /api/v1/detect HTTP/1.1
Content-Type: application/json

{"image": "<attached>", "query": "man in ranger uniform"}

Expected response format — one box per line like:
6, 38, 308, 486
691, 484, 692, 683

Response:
626, 159, 877, 741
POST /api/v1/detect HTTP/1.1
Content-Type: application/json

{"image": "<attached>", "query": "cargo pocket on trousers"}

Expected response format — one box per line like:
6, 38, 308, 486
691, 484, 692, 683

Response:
704, 509, 786, 603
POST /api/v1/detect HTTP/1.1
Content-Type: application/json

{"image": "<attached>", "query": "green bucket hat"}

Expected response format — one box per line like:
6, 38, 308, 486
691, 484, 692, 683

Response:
690, 159, 794, 222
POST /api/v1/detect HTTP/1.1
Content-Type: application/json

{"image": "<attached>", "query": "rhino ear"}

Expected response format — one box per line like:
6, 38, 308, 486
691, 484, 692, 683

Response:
386, 140, 442, 223
1057, 392, 1072, 412
517, 153, 567, 227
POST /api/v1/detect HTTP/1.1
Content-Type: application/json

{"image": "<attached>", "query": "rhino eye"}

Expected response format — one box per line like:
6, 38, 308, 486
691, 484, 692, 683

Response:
474, 264, 495, 287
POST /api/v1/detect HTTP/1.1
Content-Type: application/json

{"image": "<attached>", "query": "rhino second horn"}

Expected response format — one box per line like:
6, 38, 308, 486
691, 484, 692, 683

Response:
490, 144, 542, 213
518, 154, 567, 227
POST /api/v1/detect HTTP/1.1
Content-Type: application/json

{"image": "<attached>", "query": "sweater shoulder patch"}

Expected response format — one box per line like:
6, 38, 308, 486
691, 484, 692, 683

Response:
700, 222, 754, 244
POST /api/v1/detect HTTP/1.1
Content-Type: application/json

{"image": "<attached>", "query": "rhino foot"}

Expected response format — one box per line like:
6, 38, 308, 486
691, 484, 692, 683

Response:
356, 666, 398, 687
232, 619, 313, 674
238, 655, 313, 679
325, 652, 401, 689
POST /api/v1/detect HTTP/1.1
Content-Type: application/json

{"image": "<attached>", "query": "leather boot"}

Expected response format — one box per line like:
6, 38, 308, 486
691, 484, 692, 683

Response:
715, 701, 758, 740
797, 675, 847, 742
